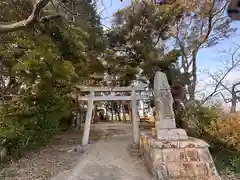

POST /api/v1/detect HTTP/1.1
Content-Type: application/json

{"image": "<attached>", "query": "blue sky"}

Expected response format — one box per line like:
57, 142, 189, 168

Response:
97, 0, 240, 70
96, 0, 240, 107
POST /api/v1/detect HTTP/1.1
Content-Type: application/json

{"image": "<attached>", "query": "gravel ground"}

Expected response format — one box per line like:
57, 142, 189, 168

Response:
0, 123, 239, 180
221, 172, 240, 180
0, 128, 104, 180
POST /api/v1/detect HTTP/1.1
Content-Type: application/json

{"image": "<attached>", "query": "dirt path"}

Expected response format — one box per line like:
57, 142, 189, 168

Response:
0, 123, 152, 180
0, 128, 104, 180
1, 122, 239, 180
50, 123, 240, 180
51, 123, 152, 180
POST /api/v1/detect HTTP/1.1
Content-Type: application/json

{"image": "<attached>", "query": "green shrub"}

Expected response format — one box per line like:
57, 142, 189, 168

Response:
208, 113, 240, 173
182, 102, 240, 150
181, 103, 240, 173
0, 92, 74, 160
206, 112, 240, 151
181, 102, 219, 137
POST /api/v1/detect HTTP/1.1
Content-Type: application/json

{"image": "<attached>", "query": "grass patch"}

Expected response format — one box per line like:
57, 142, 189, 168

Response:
210, 146, 240, 173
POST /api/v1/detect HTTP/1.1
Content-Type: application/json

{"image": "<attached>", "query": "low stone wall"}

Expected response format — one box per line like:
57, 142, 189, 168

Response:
140, 131, 221, 180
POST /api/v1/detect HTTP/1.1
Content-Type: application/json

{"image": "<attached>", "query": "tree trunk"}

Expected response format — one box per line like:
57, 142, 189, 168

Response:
111, 103, 114, 121
105, 102, 109, 121
80, 111, 84, 130
231, 96, 237, 113
128, 102, 132, 123
72, 115, 76, 129
116, 103, 121, 121
188, 53, 197, 101
231, 89, 237, 113
92, 107, 96, 124
122, 104, 127, 121
75, 112, 80, 130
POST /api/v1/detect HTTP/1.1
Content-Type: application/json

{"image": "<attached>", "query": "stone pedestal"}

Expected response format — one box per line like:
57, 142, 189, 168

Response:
156, 128, 188, 140
140, 131, 221, 180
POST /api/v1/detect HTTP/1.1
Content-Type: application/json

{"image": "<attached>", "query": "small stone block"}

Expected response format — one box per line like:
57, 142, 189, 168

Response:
167, 162, 181, 177
180, 163, 196, 177
162, 149, 175, 162
154, 139, 180, 149
198, 148, 212, 162
162, 148, 185, 162
155, 165, 169, 180
151, 149, 162, 161
178, 138, 209, 148
195, 163, 209, 177
157, 128, 188, 140
184, 148, 200, 161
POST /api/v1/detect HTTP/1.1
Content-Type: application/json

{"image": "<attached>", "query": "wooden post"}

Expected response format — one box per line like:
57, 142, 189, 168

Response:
82, 91, 94, 146
131, 88, 140, 147
128, 102, 132, 123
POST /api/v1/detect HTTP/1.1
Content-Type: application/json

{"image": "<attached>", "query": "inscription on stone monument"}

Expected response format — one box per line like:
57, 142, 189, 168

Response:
154, 71, 176, 129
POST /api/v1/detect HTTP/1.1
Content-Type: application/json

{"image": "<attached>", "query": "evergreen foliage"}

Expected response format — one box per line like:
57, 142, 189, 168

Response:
106, 1, 190, 87
0, 0, 104, 158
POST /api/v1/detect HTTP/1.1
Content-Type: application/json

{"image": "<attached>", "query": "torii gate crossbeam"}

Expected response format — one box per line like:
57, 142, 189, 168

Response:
76, 86, 149, 147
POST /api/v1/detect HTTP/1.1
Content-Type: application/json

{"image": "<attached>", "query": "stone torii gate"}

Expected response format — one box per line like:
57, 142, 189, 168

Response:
76, 85, 148, 146
76, 71, 221, 180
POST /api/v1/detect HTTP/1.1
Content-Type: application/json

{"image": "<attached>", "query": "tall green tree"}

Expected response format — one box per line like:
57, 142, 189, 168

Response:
105, 1, 189, 88
0, 0, 105, 158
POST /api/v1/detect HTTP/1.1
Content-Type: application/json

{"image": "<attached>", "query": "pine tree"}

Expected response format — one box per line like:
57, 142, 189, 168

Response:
106, 1, 190, 88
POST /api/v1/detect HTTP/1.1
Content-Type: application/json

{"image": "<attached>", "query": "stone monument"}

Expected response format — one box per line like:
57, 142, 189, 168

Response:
140, 71, 221, 180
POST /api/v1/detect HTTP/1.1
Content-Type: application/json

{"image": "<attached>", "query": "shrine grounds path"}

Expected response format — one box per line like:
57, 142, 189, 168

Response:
50, 122, 240, 180
1, 122, 238, 180
51, 123, 153, 180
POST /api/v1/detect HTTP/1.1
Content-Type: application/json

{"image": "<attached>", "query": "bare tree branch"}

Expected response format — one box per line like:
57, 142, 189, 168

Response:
202, 45, 240, 104
176, 0, 231, 100
0, 0, 112, 33
230, 81, 240, 112
220, 92, 231, 103
0, 0, 52, 33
